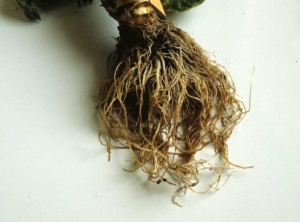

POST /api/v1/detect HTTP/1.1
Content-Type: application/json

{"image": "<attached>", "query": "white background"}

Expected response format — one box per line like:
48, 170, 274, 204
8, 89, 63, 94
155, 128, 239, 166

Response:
1, 0, 300, 221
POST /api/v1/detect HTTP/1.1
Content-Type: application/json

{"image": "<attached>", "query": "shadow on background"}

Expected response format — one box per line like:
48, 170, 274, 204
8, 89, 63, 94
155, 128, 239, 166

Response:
2, 0, 116, 131
1, 0, 27, 21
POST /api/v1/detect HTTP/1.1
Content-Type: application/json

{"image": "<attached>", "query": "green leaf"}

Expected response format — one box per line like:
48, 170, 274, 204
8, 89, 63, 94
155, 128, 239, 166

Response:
162, 0, 205, 12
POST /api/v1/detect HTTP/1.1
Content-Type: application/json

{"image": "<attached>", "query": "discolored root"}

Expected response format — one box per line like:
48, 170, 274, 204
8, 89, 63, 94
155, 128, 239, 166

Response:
99, 0, 250, 205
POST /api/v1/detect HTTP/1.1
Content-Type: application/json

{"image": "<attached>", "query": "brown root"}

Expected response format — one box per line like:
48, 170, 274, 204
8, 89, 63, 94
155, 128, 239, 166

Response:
98, 13, 248, 204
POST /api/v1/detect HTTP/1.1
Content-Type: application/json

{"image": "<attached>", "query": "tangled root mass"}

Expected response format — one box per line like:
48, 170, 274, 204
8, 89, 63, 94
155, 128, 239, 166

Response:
98, 12, 247, 205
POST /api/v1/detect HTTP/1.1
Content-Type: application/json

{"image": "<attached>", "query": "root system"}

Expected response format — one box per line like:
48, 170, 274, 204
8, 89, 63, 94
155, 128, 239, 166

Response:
99, 0, 249, 205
